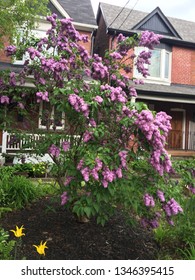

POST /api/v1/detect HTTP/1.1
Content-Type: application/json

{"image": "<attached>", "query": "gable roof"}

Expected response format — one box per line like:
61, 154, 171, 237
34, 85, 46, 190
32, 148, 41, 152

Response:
98, 2, 195, 44
133, 7, 181, 39
48, 0, 97, 26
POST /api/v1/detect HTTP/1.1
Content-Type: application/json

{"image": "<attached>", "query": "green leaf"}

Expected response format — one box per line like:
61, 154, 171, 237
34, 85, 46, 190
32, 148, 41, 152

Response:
84, 206, 91, 218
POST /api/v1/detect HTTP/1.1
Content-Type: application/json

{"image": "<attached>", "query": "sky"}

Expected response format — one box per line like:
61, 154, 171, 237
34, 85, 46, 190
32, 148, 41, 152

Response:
91, 0, 195, 22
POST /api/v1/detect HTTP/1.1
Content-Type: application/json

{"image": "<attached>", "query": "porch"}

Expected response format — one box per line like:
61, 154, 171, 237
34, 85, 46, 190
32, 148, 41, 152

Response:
1, 130, 195, 158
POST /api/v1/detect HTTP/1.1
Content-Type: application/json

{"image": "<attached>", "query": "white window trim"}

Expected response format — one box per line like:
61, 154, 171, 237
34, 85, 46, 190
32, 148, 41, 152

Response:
134, 47, 172, 85
13, 29, 47, 65
38, 102, 65, 130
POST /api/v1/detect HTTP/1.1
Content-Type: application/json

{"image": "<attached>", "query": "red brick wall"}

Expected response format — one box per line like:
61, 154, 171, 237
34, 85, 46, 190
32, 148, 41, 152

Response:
171, 46, 195, 85
94, 15, 110, 57
77, 30, 93, 54
0, 31, 93, 63
0, 36, 11, 63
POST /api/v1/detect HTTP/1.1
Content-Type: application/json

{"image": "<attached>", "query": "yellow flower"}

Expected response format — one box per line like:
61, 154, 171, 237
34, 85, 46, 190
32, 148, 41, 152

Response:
10, 225, 25, 238
33, 241, 48, 256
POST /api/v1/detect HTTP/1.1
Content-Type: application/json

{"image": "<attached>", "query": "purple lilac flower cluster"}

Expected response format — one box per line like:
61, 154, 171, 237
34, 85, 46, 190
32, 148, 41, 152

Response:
141, 213, 161, 229
83, 130, 93, 143
5, 45, 17, 56
139, 31, 163, 49
48, 144, 60, 158
94, 95, 103, 103
9, 72, 17, 86
188, 185, 195, 194
135, 50, 152, 78
62, 141, 70, 152
100, 84, 127, 103
0, 96, 10, 104
61, 191, 69, 205
163, 198, 183, 217
64, 176, 74, 186
129, 87, 137, 97
143, 193, 155, 207
36, 91, 49, 103
91, 61, 109, 80
77, 154, 125, 188
135, 110, 172, 175
27, 47, 41, 60
142, 189, 183, 228
68, 94, 89, 117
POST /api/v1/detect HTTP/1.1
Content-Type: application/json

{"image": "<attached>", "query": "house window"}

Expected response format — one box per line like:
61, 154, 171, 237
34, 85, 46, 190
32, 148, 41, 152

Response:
39, 102, 65, 130
13, 29, 47, 65
134, 44, 172, 83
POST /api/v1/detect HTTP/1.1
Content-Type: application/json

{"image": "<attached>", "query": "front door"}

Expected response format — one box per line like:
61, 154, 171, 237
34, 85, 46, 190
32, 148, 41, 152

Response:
0, 130, 2, 146
168, 111, 183, 149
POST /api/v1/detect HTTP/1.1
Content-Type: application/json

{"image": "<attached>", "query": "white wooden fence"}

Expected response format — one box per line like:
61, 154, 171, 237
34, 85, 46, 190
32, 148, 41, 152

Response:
1, 131, 80, 154
1, 131, 45, 154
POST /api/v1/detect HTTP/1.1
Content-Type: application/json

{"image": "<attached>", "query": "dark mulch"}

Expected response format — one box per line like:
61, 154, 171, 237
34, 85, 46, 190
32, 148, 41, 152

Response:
1, 197, 159, 260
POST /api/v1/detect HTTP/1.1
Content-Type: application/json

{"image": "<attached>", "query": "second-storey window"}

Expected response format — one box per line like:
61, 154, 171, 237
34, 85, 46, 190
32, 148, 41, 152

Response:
134, 44, 172, 83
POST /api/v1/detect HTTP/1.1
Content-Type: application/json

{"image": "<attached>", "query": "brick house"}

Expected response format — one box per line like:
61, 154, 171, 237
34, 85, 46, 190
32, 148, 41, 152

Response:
94, 3, 195, 156
0, 0, 97, 155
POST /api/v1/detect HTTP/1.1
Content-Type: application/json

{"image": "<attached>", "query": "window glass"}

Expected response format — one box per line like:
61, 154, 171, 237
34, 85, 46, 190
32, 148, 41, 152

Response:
148, 49, 161, 78
164, 52, 170, 79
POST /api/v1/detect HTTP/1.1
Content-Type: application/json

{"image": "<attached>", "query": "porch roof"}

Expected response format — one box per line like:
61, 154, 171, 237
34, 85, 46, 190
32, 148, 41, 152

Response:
135, 82, 195, 103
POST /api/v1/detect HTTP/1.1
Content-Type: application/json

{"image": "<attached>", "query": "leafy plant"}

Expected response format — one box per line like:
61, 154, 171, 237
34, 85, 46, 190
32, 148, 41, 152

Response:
178, 243, 195, 260
0, 228, 15, 260
0, 175, 37, 209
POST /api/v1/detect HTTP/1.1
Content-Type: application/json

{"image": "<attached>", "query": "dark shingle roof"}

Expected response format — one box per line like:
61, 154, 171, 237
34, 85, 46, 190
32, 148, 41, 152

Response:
99, 2, 195, 43
48, 0, 96, 26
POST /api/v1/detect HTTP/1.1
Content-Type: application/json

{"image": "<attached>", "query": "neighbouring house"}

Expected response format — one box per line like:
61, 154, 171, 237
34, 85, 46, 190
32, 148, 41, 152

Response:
0, 0, 97, 156
94, 2, 195, 156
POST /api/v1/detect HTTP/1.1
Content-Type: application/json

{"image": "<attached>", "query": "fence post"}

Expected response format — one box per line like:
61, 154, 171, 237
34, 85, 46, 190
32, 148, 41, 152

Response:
2, 131, 7, 154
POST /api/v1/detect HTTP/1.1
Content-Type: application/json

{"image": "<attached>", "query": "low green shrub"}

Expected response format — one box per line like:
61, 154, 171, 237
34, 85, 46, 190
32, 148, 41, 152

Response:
0, 175, 37, 209
0, 228, 15, 260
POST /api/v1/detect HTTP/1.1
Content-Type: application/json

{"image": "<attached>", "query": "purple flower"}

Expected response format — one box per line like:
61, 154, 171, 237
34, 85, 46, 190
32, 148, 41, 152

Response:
5, 45, 17, 56
64, 176, 74, 186
119, 150, 128, 168
129, 87, 137, 97
81, 167, 90, 182
94, 95, 103, 103
36, 91, 49, 103
95, 158, 103, 171
89, 118, 96, 127
163, 198, 183, 217
83, 131, 93, 143
139, 31, 163, 49
0, 96, 10, 104
115, 167, 123, 178
49, 144, 60, 158
143, 193, 155, 207
91, 168, 99, 181
68, 94, 89, 117
9, 72, 16, 86
157, 190, 165, 202
18, 102, 25, 109
77, 159, 84, 170
61, 191, 69, 205
62, 141, 70, 152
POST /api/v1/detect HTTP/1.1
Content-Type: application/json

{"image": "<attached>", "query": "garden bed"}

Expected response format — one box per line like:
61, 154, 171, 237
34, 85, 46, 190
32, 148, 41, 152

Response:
1, 196, 159, 260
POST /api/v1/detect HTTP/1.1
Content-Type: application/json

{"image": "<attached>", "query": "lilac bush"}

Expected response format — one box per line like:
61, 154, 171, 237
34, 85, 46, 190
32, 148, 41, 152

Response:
0, 14, 183, 226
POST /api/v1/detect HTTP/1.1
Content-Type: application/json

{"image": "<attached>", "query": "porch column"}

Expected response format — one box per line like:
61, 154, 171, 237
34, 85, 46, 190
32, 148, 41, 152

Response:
2, 131, 7, 154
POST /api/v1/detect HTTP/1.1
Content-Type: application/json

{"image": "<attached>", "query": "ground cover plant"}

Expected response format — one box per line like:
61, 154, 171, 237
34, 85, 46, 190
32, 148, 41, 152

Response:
0, 13, 193, 260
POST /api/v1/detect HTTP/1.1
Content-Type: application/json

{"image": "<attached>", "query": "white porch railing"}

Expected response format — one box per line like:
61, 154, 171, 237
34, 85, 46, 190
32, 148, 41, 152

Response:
1, 131, 46, 154
1, 131, 80, 154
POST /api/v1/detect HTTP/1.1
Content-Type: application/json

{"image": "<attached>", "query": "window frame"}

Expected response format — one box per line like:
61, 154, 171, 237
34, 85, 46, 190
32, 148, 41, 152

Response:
134, 45, 172, 84
38, 102, 65, 130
